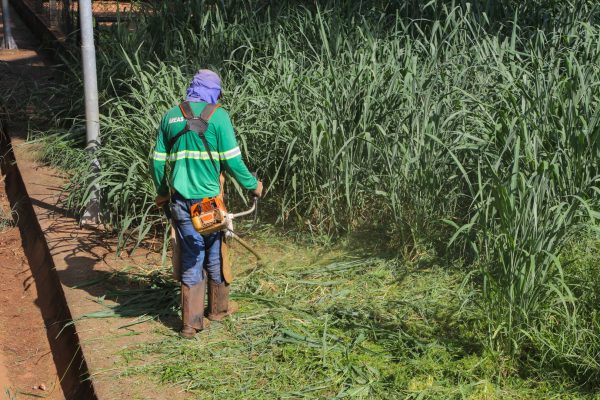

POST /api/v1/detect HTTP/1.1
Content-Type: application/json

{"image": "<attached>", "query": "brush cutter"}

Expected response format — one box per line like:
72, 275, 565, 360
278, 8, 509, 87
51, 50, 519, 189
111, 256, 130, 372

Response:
165, 195, 262, 282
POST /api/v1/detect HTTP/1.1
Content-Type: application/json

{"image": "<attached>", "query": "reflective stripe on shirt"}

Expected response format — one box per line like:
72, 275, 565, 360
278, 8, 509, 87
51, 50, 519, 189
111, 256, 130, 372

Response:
220, 147, 241, 160
153, 151, 168, 161
153, 146, 242, 162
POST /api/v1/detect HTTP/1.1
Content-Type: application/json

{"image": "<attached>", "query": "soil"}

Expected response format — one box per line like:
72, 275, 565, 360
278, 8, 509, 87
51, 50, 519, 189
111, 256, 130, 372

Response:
0, 193, 65, 399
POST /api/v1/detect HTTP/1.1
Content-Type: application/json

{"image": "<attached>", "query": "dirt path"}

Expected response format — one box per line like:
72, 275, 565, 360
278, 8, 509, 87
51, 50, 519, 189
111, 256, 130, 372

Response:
0, 193, 66, 399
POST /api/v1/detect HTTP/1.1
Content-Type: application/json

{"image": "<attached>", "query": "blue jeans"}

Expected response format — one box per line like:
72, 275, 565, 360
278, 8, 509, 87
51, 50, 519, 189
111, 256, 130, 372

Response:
170, 193, 223, 286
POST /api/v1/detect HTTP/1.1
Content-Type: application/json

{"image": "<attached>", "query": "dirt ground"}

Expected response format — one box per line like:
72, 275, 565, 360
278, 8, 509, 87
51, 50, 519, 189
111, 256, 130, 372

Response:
0, 192, 65, 399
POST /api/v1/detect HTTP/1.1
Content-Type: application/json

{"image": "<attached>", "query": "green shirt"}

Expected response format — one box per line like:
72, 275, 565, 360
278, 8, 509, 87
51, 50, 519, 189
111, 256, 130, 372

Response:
150, 102, 258, 199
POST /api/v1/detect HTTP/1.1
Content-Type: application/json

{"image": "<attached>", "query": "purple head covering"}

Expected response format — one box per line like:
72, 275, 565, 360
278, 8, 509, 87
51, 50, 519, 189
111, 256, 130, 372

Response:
185, 69, 222, 103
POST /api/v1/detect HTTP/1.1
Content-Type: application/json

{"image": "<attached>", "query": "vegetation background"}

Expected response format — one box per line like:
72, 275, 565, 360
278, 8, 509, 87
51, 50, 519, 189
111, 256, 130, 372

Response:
8, 0, 599, 398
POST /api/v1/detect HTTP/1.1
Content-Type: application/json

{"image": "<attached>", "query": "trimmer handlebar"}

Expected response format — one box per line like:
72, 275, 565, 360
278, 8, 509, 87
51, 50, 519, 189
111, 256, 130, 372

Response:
229, 197, 258, 219
225, 196, 261, 262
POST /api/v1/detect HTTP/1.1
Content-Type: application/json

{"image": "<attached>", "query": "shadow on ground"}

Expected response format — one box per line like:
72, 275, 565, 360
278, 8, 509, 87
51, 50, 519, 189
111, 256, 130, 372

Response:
58, 253, 182, 332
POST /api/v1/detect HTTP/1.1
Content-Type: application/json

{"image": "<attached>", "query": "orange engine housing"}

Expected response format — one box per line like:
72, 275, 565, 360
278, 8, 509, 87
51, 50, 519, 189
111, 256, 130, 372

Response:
190, 197, 228, 235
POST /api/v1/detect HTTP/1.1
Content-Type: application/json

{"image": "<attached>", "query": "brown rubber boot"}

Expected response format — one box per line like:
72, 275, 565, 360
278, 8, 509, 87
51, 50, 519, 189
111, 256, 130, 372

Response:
207, 280, 239, 321
180, 281, 210, 339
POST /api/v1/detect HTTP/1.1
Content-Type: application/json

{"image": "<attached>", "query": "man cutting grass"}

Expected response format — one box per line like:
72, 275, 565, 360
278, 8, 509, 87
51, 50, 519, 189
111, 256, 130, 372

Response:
150, 70, 263, 339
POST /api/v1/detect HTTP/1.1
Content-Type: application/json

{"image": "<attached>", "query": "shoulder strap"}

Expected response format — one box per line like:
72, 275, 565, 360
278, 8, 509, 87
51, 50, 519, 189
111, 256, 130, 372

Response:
200, 103, 220, 120
195, 104, 221, 173
179, 101, 194, 119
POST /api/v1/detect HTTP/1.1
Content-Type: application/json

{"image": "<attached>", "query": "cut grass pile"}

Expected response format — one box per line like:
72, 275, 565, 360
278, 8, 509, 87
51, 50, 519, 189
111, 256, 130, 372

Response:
81, 228, 597, 399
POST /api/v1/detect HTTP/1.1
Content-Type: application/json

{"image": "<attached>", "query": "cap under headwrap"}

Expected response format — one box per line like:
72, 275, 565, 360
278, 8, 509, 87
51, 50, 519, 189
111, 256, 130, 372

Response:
185, 69, 222, 104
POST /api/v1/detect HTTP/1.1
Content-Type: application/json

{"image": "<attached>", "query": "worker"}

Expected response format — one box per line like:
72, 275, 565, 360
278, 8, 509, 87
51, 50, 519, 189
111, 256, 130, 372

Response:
150, 69, 263, 339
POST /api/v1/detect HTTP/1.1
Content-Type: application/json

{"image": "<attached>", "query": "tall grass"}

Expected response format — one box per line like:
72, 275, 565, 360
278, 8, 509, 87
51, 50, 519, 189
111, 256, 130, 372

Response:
34, 0, 599, 388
